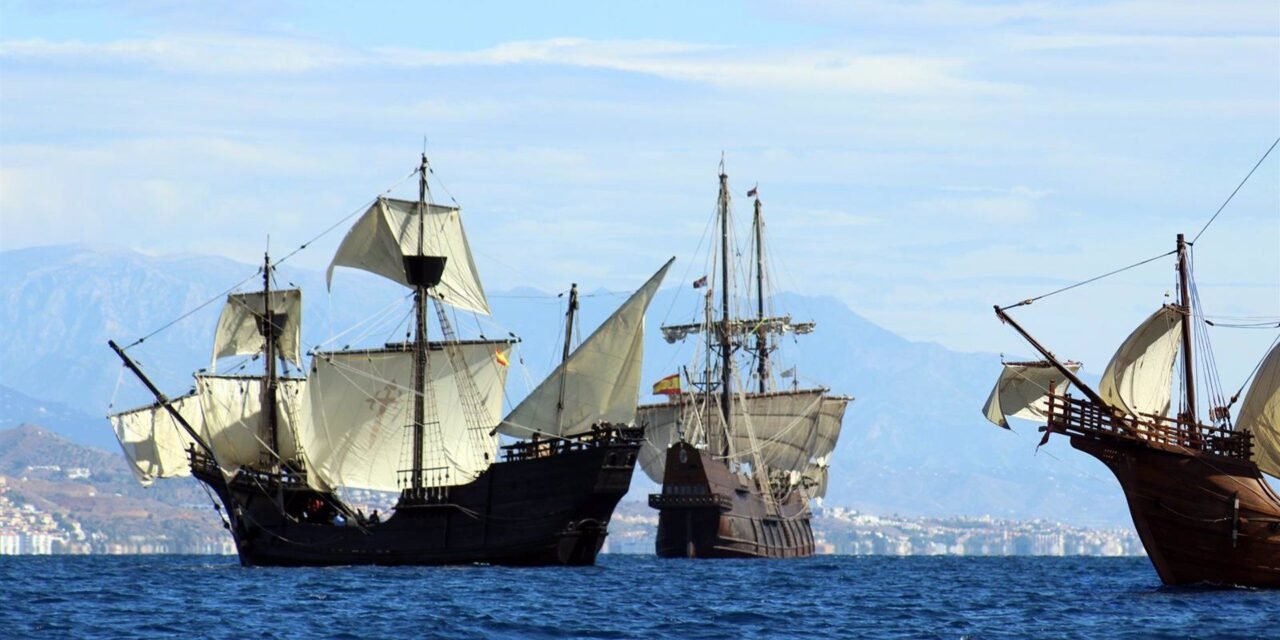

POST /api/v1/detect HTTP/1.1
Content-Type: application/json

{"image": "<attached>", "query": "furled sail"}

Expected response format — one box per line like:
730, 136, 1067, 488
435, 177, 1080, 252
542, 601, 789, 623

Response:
327, 197, 490, 315
983, 361, 1081, 429
661, 316, 815, 344
304, 341, 512, 492
727, 391, 848, 472
800, 456, 830, 499
636, 391, 848, 480
1236, 342, 1280, 478
499, 259, 674, 438
637, 401, 687, 483
108, 394, 202, 486
210, 289, 303, 371
195, 376, 311, 478
1099, 305, 1182, 418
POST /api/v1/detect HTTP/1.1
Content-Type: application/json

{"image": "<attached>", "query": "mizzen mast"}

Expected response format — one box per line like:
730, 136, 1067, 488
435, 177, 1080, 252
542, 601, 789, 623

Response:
717, 169, 734, 459
557, 283, 579, 431
1176, 233, 1198, 423
752, 194, 769, 394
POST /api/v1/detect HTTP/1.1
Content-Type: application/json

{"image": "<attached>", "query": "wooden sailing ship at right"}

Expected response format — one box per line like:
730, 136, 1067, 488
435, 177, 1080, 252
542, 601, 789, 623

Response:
640, 165, 851, 559
986, 233, 1280, 587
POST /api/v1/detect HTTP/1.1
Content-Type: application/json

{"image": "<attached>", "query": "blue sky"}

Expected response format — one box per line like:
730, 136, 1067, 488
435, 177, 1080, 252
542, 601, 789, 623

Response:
1, 0, 1277, 385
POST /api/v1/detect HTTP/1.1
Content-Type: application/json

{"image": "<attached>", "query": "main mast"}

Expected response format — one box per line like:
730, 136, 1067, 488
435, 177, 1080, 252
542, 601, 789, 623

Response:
752, 195, 769, 394
261, 253, 280, 468
718, 170, 734, 458
405, 153, 441, 494
1177, 233, 1197, 423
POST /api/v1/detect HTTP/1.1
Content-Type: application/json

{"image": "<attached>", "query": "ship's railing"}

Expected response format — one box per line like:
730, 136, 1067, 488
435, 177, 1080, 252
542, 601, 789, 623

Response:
396, 466, 454, 497
501, 423, 643, 463
188, 448, 218, 477
188, 448, 311, 488
648, 491, 734, 511
1045, 391, 1252, 461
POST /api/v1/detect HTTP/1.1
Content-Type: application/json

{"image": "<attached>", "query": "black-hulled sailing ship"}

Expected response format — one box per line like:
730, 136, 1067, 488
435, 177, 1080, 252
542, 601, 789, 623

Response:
640, 167, 851, 559
108, 154, 672, 566
985, 233, 1280, 587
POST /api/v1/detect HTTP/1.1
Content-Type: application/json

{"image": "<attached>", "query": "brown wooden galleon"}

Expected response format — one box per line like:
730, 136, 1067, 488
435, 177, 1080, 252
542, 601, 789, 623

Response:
996, 234, 1280, 587
646, 166, 847, 559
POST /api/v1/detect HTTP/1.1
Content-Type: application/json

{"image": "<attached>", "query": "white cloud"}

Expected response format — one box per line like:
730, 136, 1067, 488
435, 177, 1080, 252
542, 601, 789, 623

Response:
781, 0, 1279, 34
0, 34, 1002, 96
1010, 33, 1278, 52
0, 35, 367, 74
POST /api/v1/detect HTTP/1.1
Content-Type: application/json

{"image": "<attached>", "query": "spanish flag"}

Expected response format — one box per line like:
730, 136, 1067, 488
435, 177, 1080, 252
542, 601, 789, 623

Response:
495, 349, 509, 367
652, 373, 681, 396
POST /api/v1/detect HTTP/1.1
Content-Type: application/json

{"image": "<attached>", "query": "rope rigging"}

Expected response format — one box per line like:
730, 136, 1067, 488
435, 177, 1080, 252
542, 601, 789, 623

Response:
999, 250, 1175, 311
1191, 136, 1280, 244
123, 269, 262, 350
1206, 320, 1280, 329
1002, 135, 1279, 312
1224, 333, 1280, 416
122, 165, 420, 352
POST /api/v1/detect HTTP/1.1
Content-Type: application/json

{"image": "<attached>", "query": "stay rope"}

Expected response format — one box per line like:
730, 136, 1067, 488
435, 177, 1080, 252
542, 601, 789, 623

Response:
121, 166, 419, 351
1191, 136, 1280, 244
999, 250, 1175, 311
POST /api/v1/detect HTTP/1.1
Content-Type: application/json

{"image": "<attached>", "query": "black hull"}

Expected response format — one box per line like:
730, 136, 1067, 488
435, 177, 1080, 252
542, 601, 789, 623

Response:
650, 442, 814, 559
195, 433, 641, 567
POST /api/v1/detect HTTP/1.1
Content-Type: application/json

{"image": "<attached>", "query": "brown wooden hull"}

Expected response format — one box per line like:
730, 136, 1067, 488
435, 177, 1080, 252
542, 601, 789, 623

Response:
649, 442, 814, 559
1072, 434, 1280, 587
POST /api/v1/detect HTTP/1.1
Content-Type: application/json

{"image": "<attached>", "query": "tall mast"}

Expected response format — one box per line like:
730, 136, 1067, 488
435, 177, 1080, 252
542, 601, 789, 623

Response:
753, 196, 768, 394
718, 170, 733, 458
556, 283, 578, 431
261, 253, 279, 467
1177, 233, 1197, 423
409, 153, 431, 492
702, 288, 715, 449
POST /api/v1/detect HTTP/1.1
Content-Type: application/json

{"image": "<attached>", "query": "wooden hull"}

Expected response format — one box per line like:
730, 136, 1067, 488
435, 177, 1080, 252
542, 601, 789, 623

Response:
650, 442, 814, 559
1072, 435, 1280, 587
196, 435, 641, 567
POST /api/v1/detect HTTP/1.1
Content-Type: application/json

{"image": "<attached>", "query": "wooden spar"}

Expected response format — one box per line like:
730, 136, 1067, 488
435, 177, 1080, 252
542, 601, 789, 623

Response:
561, 284, 578, 364
1177, 233, 1198, 422
702, 286, 716, 450
107, 339, 220, 465
556, 283, 578, 431
718, 171, 733, 459
262, 253, 280, 466
410, 153, 430, 492
993, 305, 1108, 408
400, 153, 450, 491
753, 197, 769, 394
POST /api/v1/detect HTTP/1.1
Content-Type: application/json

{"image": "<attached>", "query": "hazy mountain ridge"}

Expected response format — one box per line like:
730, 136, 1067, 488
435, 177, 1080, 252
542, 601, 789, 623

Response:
0, 245, 1131, 526
0, 384, 114, 451
0, 424, 226, 548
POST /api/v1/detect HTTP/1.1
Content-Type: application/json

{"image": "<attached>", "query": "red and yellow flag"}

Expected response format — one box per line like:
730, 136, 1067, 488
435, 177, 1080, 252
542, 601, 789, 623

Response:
652, 373, 681, 396
495, 349, 510, 367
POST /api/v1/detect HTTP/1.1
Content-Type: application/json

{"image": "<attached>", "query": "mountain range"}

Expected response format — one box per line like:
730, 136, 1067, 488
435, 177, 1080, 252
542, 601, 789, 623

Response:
0, 423, 224, 548
0, 244, 1134, 527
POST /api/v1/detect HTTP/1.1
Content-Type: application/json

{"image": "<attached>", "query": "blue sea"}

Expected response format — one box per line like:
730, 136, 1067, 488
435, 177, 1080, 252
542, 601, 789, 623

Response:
2, 555, 1277, 639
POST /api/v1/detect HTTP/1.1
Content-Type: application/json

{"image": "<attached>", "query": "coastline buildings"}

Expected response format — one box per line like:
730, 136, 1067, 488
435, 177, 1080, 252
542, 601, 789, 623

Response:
604, 503, 1144, 557
0, 473, 235, 556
